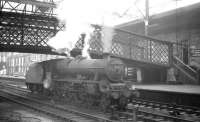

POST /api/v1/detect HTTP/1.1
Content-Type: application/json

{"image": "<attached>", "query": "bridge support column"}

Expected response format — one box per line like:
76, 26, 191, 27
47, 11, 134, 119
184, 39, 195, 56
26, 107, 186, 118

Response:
136, 68, 142, 83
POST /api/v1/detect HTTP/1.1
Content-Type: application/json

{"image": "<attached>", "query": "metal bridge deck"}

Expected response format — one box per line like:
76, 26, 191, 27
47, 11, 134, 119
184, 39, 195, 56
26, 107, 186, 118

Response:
0, 0, 65, 55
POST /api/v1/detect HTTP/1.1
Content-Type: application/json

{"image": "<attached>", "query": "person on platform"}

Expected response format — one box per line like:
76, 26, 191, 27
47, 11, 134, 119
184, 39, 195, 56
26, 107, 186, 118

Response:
189, 59, 200, 84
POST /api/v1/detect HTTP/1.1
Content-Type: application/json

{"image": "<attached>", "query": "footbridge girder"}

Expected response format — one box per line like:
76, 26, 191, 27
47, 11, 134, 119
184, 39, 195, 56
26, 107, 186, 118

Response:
0, 0, 65, 55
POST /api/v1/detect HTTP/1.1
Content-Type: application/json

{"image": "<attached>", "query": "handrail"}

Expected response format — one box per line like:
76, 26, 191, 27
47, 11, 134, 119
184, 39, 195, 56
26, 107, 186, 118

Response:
173, 55, 198, 83
92, 24, 174, 45
115, 28, 173, 45
173, 63, 198, 83
173, 56, 197, 74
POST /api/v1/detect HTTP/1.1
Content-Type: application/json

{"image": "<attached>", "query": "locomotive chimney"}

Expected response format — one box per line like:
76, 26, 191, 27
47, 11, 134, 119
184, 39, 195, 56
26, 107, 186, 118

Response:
70, 33, 86, 57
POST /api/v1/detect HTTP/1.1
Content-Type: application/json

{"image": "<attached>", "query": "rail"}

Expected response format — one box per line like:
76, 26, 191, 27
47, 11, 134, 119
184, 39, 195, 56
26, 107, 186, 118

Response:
0, 84, 116, 122
0, 75, 25, 82
1, 77, 200, 121
117, 97, 200, 122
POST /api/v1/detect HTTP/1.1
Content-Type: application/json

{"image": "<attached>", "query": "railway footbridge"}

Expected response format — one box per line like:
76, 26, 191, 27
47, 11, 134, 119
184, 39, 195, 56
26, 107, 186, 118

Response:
0, 0, 198, 84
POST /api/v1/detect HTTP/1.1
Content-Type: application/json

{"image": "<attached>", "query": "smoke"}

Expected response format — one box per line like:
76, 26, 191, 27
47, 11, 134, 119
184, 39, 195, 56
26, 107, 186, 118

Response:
82, 35, 91, 58
48, 0, 131, 57
48, 0, 102, 56
48, 22, 91, 56
101, 26, 115, 53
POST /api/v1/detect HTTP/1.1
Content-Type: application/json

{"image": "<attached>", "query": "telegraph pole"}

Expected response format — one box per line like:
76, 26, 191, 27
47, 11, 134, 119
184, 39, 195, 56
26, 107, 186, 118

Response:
145, 0, 149, 35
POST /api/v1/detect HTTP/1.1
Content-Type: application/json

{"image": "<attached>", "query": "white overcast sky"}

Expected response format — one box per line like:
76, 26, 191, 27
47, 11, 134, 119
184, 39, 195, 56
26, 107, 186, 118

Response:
48, 0, 200, 51
54, 0, 200, 26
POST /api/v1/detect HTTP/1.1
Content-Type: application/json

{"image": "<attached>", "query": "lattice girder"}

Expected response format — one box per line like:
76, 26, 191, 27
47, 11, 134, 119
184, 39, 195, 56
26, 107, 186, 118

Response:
0, 0, 66, 55
0, 11, 61, 47
0, 0, 56, 16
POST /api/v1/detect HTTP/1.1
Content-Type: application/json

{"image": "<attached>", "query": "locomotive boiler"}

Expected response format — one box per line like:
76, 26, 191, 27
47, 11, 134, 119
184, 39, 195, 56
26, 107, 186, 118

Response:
25, 56, 132, 111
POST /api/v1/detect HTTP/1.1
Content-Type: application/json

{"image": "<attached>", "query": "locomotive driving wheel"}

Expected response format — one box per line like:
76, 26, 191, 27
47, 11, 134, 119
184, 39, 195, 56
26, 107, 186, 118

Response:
99, 93, 111, 112
27, 83, 34, 92
42, 89, 52, 97
27, 84, 38, 93
78, 90, 87, 107
36, 85, 43, 94
84, 94, 93, 109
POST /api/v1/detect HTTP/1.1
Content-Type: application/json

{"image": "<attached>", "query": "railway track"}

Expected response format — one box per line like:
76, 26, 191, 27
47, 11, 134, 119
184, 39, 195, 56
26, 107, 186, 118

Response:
1, 78, 200, 122
113, 97, 200, 122
118, 106, 198, 122
0, 83, 116, 122
127, 98, 200, 121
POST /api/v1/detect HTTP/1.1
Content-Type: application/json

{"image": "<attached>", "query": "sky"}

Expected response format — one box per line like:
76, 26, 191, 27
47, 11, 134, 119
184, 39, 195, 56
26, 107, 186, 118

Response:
48, 0, 200, 55
52, 0, 200, 26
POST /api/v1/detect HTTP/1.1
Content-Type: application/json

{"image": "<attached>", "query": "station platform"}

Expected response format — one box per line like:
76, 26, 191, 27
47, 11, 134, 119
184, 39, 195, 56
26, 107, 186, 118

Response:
132, 84, 200, 108
132, 84, 200, 95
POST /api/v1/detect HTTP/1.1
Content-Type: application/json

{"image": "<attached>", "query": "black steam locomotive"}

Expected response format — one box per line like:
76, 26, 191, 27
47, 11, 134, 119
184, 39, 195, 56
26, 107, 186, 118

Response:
25, 55, 133, 111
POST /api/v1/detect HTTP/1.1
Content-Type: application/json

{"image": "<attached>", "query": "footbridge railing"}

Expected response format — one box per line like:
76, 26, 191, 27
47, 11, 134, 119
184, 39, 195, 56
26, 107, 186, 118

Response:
74, 25, 173, 67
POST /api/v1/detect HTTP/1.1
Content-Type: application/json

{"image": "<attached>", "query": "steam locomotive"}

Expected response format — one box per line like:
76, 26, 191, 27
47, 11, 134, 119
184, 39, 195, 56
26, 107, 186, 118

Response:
25, 55, 132, 111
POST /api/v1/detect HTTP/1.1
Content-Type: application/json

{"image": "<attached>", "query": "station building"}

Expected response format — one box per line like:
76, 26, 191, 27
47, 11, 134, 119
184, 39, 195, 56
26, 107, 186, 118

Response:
0, 53, 63, 76
116, 2, 200, 67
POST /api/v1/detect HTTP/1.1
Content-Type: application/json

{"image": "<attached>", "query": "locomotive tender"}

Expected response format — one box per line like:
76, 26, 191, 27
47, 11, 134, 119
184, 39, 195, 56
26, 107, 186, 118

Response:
25, 55, 132, 111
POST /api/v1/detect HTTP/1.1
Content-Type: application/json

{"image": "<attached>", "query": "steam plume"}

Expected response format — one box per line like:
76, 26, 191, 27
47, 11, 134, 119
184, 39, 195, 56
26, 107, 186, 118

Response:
101, 26, 114, 53
48, 0, 129, 57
